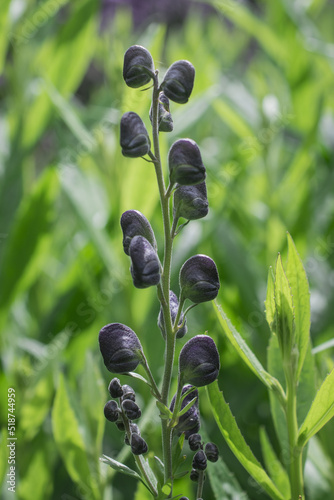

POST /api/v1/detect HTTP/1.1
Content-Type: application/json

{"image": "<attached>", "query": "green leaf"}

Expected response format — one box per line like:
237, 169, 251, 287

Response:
52, 374, 99, 499
172, 433, 185, 475
207, 381, 285, 500
80, 352, 105, 457
201, 426, 249, 500
0, 167, 58, 310
259, 427, 291, 498
156, 401, 173, 419
274, 254, 295, 359
213, 301, 285, 401
298, 369, 334, 448
0, 0, 10, 74
17, 447, 53, 500
178, 396, 197, 417
267, 334, 289, 466
265, 266, 276, 330
20, 373, 54, 440
100, 454, 143, 481
286, 233, 311, 378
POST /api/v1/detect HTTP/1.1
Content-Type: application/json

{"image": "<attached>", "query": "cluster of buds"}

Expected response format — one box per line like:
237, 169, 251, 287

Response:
188, 433, 219, 482
104, 377, 148, 456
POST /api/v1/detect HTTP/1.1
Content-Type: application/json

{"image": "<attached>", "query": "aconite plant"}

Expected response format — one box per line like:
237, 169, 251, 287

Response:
99, 45, 220, 500
98, 46, 334, 500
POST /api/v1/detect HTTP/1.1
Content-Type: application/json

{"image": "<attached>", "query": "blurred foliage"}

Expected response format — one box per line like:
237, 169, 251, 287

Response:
0, 0, 334, 499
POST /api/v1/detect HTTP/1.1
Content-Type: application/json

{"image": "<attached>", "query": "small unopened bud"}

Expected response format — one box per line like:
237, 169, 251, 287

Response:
173, 182, 208, 221
120, 210, 157, 256
108, 378, 123, 398
150, 92, 173, 132
158, 290, 187, 339
188, 433, 202, 451
123, 45, 154, 88
122, 384, 136, 401
120, 112, 151, 158
170, 385, 200, 439
179, 254, 220, 304
124, 423, 141, 445
160, 60, 195, 104
168, 139, 206, 186
205, 442, 219, 462
192, 450, 207, 471
129, 235, 161, 288
179, 497, 189, 500
115, 419, 125, 431
179, 335, 220, 387
190, 468, 200, 482
104, 400, 119, 422
130, 433, 148, 455
99, 323, 143, 374
122, 400, 141, 420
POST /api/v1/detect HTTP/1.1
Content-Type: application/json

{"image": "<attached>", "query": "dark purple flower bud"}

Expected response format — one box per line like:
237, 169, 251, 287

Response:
122, 384, 136, 401
179, 498, 189, 500
131, 433, 148, 455
168, 139, 206, 186
205, 442, 219, 462
173, 182, 208, 221
123, 45, 155, 88
179, 335, 220, 387
179, 254, 220, 304
160, 60, 195, 104
150, 92, 173, 132
190, 468, 200, 482
120, 112, 151, 158
188, 433, 202, 451
158, 290, 187, 340
116, 419, 125, 431
99, 323, 142, 374
129, 235, 161, 289
121, 399, 142, 420
108, 378, 123, 398
120, 210, 157, 256
104, 400, 120, 422
192, 450, 207, 471
170, 385, 200, 439
124, 423, 141, 445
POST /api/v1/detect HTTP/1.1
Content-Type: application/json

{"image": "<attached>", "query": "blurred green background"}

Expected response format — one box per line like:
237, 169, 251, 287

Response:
0, 0, 334, 499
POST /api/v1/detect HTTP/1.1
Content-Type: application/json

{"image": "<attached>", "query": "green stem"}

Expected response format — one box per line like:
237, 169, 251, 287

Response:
121, 407, 158, 497
151, 71, 176, 489
196, 470, 205, 499
140, 351, 162, 402
285, 368, 304, 500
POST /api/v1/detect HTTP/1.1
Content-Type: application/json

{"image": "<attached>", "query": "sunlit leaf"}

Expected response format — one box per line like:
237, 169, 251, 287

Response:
207, 381, 285, 500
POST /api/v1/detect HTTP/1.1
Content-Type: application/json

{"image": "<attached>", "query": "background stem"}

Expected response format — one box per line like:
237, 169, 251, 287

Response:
285, 368, 304, 500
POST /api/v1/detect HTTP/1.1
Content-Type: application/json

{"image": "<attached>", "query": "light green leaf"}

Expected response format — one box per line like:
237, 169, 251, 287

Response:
156, 401, 173, 419
52, 374, 99, 499
0, 0, 11, 74
17, 447, 53, 500
201, 427, 249, 500
172, 433, 185, 475
0, 167, 58, 310
100, 454, 143, 481
298, 369, 334, 448
274, 254, 295, 359
213, 301, 285, 401
286, 233, 311, 378
80, 352, 105, 457
259, 427, 291, 498
20, 373, 54, 440
267, 335, 289, 465
178, 396, 197, 417
265, 266, 276, 331
207, 381, 285, 500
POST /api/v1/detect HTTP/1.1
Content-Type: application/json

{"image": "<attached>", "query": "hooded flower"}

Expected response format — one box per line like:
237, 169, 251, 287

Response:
179, 335, 220, 387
